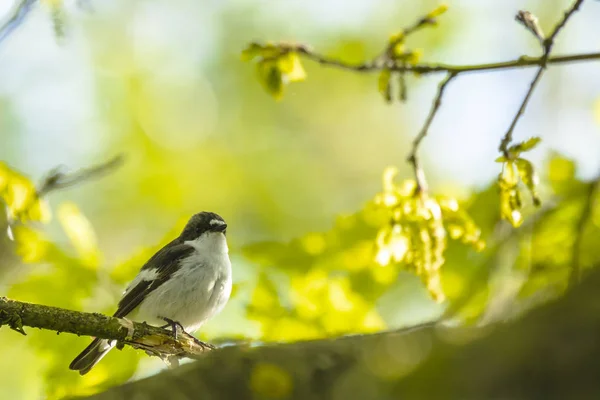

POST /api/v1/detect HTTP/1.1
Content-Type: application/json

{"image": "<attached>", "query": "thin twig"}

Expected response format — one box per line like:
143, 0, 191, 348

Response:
0, 0, 37, 45
499, 0, 586, 155
297, 50, 600, 76
498, 66, 546, 155
4, 154, 124, 232
545, 0, 586, 55
407, 72, 457, 192
37, 153, 125, 196
569, 177, 599, 287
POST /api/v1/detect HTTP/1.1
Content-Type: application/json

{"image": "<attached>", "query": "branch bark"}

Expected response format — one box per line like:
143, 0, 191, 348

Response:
85, 266, 600, 399
0, 297, 212, 362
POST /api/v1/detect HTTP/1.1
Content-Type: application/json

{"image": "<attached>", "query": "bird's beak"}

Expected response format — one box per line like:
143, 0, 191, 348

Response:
211, 223, 227, 233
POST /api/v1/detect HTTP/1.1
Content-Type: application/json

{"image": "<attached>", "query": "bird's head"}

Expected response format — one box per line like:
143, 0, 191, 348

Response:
179, 211, 227, 243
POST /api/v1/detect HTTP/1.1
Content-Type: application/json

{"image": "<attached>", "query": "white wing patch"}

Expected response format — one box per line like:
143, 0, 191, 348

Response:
122, 268, 159, 295
209, 219, 226, 226
138, 268, 160, 281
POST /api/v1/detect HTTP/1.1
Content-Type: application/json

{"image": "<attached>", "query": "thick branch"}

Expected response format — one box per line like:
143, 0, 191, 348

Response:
0, 297, 212, 361
86, 265, 600, 399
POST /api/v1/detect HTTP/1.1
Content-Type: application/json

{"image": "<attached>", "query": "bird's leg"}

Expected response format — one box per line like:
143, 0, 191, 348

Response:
158, 317, 214, 350
158, 317, 185, 341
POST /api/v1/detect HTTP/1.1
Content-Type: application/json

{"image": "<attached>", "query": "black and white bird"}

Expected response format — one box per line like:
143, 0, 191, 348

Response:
69, 211, 232, 375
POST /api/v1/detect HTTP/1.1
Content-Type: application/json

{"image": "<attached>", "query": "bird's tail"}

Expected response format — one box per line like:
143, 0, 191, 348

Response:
69, 338, 115, 375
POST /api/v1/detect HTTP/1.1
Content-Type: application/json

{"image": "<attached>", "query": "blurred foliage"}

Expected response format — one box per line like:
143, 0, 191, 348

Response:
373, 167, 484, 302
8, 204, 139, 399
0, 1, 599, 399
0, 162, 51, 226
242, 4, 449, 103
241, 43, 307, 99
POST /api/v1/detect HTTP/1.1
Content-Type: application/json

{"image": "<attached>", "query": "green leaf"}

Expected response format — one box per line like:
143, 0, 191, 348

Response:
241, 43, 264, 62
256, 61, 283, 100
0, 162, 51, 224
495, 156, 508, 163
277, 52, 306, 82
57, 202, 100, 268
378, 69, 392, 103
509, 136, 541, 155
426, 4, 449, 19
502, 161, 518, 186
515, 158, 541, 206
241, 42, 282, 62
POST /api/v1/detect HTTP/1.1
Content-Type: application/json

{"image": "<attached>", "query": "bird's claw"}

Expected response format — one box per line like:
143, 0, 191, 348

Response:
159, 317, 185, 341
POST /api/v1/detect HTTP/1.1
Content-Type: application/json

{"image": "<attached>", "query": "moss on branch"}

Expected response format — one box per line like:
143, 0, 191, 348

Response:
0, 297, 212, 361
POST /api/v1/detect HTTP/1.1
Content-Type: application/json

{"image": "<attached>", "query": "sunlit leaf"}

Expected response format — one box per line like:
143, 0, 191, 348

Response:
547, 153, 579, 195
515, 158, 541, 206
372, 166, 484, 302
278, 52, 306, 82
405, 49, 423, 65
58, 202, 100, 268
0, 162, 51, 224
12, 225, 51, 264
378, 69, 392, 103
240, 42, 265, 61
240, 42, 283, 62
509, 136, 541, 156
426, 4, 449, 19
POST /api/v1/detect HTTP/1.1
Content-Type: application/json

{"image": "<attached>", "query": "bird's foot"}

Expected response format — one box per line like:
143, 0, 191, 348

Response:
158, 317, 185, 341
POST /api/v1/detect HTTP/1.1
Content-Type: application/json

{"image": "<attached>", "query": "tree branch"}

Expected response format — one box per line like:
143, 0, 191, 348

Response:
5, 154, 125, 231
297, 49, 600, 76
86, 265, 600, 399
291, 3, 596, 193
0, 0, 37, 45
407, 72, 457, 192
36, 153, 125, 197
499, 0, 586, 155
0, 297, 213, 362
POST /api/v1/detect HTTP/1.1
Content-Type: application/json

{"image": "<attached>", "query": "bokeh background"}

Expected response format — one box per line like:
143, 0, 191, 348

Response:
0, 0, 599, 398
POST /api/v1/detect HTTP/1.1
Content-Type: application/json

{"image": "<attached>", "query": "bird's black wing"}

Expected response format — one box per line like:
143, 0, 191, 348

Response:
113, 240, 195, 318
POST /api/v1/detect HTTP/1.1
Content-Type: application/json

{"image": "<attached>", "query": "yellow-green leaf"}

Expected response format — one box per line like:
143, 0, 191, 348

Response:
278, 52, 306, 82
241, 42, 282, 62
426, 4, 449, 19
0, 162, 51, 224
378, 69, 392, 103
256, 61, 283, 99
509, 136, 541, 155
502, 161, 518, 186
58, 202, 100, 268
240, 42, 264, 62
515, 158, 541, 206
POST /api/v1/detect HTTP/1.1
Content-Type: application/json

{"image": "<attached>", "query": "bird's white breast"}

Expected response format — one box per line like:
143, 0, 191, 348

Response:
134, 232, 232, 332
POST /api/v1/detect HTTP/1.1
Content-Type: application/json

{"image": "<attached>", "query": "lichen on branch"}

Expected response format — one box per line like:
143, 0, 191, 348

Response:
0, 297, 213, 362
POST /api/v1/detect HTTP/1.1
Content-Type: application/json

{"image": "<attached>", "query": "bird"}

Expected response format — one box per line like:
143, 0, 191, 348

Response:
69, 211, 232, 375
